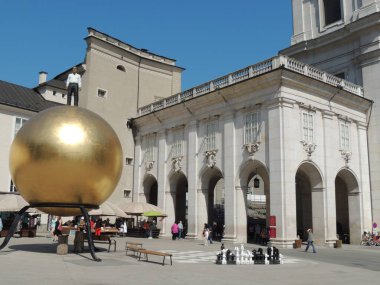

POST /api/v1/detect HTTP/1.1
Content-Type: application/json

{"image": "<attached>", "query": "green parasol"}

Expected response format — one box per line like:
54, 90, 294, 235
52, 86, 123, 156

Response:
143, 210, 167, 218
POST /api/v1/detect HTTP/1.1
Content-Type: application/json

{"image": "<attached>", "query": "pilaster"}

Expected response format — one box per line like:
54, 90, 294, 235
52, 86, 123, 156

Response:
186, 120, 199, 239
222, 111, 237, 242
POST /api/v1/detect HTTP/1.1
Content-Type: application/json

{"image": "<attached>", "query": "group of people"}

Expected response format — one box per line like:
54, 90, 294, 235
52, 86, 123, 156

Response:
49, 215, 130, 241
248, 223, 269, 246
171, 221, 184, 240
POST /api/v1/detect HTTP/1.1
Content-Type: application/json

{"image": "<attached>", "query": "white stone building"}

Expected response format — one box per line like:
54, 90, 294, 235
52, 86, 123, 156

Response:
281, 0, 380, 227
133, 55, 372, 246
1, 1, 380, 246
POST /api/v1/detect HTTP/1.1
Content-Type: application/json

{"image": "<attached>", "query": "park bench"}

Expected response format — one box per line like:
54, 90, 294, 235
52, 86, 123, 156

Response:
125, 241, 144, 256
84, 234, 116, 252
138, 249, 172, 266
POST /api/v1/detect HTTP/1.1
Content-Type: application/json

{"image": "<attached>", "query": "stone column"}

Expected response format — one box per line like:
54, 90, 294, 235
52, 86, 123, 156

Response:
322, 111, 337, 246
267, 98, 298, 248
235, 186, 248, 243
311, 187, 326, 244
157, 130, 167, 235
186, 121, 199, 239
222, 112, 237, 242
357, 122, 372, 243
197, 188, 208, 238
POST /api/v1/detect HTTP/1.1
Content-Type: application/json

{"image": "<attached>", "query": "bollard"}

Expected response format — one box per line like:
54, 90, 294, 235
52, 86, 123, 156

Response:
57, 234, 69, 255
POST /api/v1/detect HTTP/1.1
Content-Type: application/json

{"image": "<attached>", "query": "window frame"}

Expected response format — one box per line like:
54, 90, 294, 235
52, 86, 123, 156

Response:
319, 0, 344, 30
339, 120, 350, 151
205, 121, 217, 151
301, 110, 314, 143
172, 129, 184, 157
244, 111, 260, 144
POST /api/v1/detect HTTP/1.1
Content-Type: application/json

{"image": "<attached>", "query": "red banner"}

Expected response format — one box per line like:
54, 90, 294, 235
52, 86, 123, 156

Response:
269, 227, 276, 238
269, 215, 276, 227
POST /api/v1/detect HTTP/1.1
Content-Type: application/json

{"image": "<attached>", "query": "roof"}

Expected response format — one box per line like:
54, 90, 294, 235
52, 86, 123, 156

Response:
0, 80, 61, 112
37, 79, 66, 90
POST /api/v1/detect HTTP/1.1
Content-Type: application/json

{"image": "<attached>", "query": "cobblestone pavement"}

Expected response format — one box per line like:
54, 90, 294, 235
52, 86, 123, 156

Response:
1, 235, 380, 285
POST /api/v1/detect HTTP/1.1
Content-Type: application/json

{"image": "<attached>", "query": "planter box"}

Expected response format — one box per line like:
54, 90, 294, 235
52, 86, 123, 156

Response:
334, 240, 342, 248
293, 239, 302, 248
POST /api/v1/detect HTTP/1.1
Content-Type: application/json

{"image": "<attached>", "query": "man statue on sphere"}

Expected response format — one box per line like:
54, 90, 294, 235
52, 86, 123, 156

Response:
66, 67, 81, 106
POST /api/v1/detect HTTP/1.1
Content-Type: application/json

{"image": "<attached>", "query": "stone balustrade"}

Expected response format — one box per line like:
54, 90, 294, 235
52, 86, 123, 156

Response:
138, 55, 364, 116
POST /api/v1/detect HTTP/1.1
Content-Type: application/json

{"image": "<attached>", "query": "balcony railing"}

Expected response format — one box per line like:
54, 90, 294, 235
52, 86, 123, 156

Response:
138, 55, 364, 116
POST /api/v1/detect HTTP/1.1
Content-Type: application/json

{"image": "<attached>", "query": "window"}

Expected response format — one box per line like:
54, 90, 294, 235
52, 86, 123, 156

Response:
302, 111, 314, 142
123, 190, 131, 198
205, 122, 217, 150
53, 91, 56, 96
117, 65, 126, 72
244, 112, 260, 144
11, 117, 27, 192
125, 157, 133, 165
97, 88, 107, 98
172, 130, 183, 157
323, 0, 342, 26
14, 117, 27, 136
340, 121, 350, 150
62, 93, 66, 98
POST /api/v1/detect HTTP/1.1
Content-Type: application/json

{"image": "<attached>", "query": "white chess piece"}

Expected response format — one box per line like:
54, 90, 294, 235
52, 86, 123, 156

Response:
248, 251, 253, 265
235, 247, 240, 265
265, 253, 269, 265
222, 249, 227, 265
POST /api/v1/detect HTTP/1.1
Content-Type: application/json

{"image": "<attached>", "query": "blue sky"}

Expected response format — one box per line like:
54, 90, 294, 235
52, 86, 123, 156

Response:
0, 0, 293, 91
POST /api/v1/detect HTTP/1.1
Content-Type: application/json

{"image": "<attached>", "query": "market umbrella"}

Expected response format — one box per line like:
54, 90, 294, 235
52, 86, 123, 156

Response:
143, 210, 167, 218
0, 192, 42, 213
116, 201, 166, 216
88, 201, 127, 218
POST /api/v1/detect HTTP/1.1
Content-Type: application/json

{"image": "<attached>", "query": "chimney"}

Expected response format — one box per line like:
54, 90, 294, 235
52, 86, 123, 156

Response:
39, 71, 47, 85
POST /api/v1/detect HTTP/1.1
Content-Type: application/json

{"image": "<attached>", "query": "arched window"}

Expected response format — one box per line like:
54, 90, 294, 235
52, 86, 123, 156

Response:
116, 65, 126, 72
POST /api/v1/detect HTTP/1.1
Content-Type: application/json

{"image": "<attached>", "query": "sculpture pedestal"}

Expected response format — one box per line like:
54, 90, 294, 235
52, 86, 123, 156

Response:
57, 235, 69, 255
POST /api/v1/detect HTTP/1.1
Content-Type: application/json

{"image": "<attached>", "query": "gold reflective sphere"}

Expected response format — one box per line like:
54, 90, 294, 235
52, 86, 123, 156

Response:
9, 106, 123, 216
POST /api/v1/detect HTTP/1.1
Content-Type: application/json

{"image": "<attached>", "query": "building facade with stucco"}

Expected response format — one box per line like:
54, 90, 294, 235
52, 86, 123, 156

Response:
1, 1, 380, 246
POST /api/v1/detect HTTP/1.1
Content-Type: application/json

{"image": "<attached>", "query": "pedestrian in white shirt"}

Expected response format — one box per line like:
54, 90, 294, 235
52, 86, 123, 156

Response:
66, 66, 81, 106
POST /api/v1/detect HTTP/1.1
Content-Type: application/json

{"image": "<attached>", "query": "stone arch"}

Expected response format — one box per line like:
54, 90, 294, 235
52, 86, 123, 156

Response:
198, 167, 224, 238
335, 168, 360, 244
295, 161, 325, 242
238, 159, 270, 243
165, 171, 188, 231
142, 173, 157, 205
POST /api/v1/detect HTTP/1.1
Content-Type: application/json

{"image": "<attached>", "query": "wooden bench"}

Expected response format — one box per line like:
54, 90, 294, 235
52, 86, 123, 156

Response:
125, 242, 144, 256
138, 249, 172, 266
84, 234, 116, 252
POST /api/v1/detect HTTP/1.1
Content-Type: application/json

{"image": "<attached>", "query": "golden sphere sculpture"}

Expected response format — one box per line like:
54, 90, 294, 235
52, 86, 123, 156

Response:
9, 106, 123, 216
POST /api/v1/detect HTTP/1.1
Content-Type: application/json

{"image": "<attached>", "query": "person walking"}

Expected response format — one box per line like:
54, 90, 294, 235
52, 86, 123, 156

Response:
305, 228, 316, 253
178, 221, 184, 239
